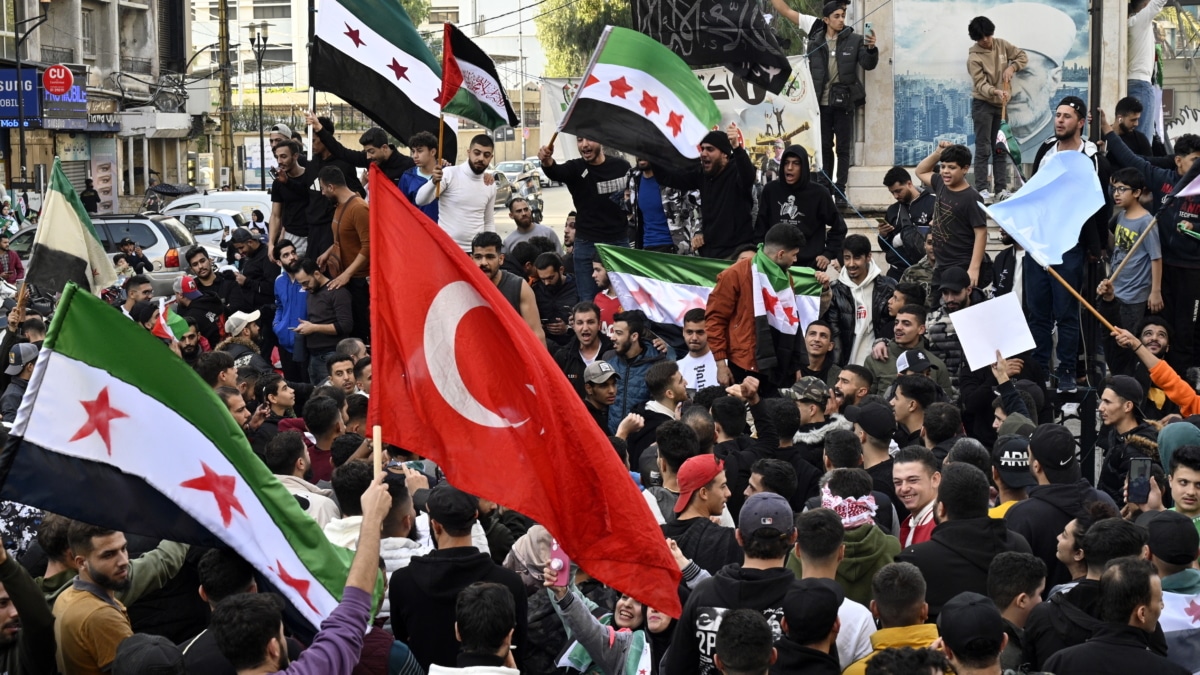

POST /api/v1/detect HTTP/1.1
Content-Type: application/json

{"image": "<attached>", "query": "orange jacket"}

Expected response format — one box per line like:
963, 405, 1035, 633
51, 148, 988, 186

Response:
706, 258, 758, 372
1151, 360, 1200, 416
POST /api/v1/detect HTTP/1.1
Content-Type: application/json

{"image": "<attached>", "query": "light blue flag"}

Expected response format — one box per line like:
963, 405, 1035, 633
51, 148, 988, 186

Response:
982, 151, 1105, 267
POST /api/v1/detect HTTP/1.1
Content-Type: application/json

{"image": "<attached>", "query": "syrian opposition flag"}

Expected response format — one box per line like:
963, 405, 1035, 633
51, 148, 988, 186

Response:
366, 165, 682, 617
596, 244, 822, 330
311, 0, 474, 159
1160, 591, 1200, 673
560, 27, 720, 172
23, 158, 117, 294
440, 23, 519, 130
0, 284, 368, 635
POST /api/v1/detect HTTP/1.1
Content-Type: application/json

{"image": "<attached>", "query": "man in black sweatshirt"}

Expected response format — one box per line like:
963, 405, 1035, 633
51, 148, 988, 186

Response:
661, 455, 742, 575
537, 137, 631, 303
755, 145, 846, 270
662, 492, 801, 675
389, 484, 527, 670
653, 126, 757, 260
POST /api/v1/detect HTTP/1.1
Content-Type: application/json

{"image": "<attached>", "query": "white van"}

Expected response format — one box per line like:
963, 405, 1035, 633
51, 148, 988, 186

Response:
163, 190, 273, 222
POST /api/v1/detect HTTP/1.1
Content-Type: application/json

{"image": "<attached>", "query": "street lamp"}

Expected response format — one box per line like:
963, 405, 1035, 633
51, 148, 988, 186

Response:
249, 22, 270, 190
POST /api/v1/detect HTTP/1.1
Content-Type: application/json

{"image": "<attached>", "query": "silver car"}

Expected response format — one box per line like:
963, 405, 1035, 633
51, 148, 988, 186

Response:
172, 208, 256, 250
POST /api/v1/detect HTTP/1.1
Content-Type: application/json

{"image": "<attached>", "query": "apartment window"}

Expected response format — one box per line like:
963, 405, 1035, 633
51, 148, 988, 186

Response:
82, 9, 95, 57
429, 7, 459, 23
262, 47, 292, 65
253, 5, 291, 19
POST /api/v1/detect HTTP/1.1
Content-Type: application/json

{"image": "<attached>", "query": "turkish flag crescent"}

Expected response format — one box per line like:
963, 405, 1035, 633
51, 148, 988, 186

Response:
367, 166, 683, 617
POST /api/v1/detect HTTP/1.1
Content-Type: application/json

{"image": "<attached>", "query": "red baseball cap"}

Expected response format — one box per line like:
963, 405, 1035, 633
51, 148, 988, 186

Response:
674, 455, 725, 513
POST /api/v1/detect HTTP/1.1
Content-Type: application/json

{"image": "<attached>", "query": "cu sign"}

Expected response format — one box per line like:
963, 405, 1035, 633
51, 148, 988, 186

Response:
43, 64, 73, 97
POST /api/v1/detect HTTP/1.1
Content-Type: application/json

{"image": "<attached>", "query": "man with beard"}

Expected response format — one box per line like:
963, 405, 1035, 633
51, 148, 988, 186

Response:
53, 523, 143, 674
0, 527, 55, 675
262, 431, 340, 527
678, 308, 717, 392
302, 116, 364, 196
1028, 97, 1111, 393
178, 319, 206, 366
554, 301, 612, 399
294, 259, 355, 385
417, 134, 497, 253
218, 310, 273, 374
590, 255, 622, 333
923, 267, 985, 394
533, 253, 577, 349
604, 310, 671, 432
470, 232, 544, 347
305, 115, 414, 185
173, 274, 224, 345
833, 364, 873, 412
755, 145, 845, 269
864, 304, 949, 397
625, 157, 689, 253
120, 275, 153, 320
1113, 97, 1152, 157
315, 166, 370, 342
267, 140, 313, 260
827, 234, 896, 366
1100, 311, 1176, 419
186, 246, 238, 312
272, 240, 308, 382
538, 137, 631, 302
504, 197, 561, 253
653, 125, 756, 260
880, 168, 935, 280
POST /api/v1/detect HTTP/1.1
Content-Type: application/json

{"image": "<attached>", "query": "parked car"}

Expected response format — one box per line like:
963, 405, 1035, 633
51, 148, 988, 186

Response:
172, 208, 257, 249
525, 156, 555, 186
492, 171, 513, 209
162, 190, 273, 222
495, 160, 540, 189
9, 214, 225, 297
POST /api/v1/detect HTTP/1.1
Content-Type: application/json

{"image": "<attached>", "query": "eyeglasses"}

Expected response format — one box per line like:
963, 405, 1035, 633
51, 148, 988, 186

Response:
1112, 186, 1132, 194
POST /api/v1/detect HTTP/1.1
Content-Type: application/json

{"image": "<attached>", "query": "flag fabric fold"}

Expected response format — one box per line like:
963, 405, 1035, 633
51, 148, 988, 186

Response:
560, 27, 721, 173
1161, 590, 1200, 673
23, 158, 117, 294
440, 23, 520, 130
982, 151, 1104, 267
596, 244, 822, 330
0, 284, 363, 635
310, 0, 471, 159
366, 166, 682, 617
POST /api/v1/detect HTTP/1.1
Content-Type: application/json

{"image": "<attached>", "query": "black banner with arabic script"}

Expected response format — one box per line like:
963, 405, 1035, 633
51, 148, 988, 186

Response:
632, 0, 793, 94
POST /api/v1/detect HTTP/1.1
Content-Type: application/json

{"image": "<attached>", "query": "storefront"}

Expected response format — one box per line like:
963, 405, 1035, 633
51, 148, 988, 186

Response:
0, 68, 41, 191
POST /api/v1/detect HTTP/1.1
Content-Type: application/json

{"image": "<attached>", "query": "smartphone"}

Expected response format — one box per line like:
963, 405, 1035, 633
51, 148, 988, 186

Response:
865, 21, 874, 37
549, 539, 571, 587
1128, 457, 1152, 505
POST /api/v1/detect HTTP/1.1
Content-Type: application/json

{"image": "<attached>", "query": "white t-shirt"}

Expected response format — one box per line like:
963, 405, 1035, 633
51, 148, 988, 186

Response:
678, 352, 717, 391
1128, 0, 1169, 82
837, 597, 877, 668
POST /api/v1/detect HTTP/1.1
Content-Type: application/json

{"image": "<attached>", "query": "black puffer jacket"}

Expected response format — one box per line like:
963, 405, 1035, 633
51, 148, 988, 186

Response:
754, 145, 846, 266
806, 22, 879, 105
1097, 422, 1160, 506
923, 288, 986, 393
553, 333, 614, 400
825, 273, 896, 367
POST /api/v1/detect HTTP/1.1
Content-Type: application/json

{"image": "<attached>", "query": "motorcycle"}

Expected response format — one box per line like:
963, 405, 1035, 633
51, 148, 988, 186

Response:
519, 178, 544, 223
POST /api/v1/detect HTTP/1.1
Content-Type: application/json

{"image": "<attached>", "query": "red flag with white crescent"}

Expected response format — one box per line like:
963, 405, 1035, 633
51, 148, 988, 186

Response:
366, 165, 682, 617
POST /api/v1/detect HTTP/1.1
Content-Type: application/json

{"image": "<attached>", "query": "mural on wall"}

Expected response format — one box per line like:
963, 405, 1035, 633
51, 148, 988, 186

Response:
892, 0, 1090, 165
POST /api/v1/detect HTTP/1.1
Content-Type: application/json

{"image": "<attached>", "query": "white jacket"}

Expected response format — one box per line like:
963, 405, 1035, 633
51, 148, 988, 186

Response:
276, 474, 340, 529
837, 260, 884, 367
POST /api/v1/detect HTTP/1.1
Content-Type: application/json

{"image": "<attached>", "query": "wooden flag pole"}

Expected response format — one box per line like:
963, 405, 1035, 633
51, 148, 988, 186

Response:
1106, 218, 1159, 284
435, 115, 445, 198
372, 424, 383, 477
1045, 264, 1116, 334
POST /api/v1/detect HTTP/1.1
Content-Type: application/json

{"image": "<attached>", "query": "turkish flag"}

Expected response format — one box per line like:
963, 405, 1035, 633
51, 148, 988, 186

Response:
367, 166, 682, 616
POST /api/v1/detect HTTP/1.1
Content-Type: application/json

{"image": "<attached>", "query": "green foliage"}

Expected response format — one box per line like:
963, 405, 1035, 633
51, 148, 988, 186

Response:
401, 0, 431, 29
535, 0, 634, 77
773, 0, 823, 56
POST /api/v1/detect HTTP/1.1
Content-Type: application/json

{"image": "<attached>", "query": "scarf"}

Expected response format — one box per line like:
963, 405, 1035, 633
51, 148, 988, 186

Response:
821, 486, 877, 530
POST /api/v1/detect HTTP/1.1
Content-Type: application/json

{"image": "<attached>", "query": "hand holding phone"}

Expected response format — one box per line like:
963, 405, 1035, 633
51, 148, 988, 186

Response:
549, 539, 571, 587
1127, 457, 1152, 505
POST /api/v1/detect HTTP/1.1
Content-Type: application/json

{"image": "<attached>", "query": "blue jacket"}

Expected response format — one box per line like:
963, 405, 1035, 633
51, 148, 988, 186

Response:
273, 273, 307, 351
398, 167, 438, 221
604, 339, 672, 433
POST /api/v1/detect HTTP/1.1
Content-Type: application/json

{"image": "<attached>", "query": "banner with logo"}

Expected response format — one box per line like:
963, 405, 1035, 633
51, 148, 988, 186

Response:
541, 55, 820, 175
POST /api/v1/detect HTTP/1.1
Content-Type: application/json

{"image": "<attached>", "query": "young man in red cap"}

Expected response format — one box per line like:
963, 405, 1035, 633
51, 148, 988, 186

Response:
662, 455, 740, 575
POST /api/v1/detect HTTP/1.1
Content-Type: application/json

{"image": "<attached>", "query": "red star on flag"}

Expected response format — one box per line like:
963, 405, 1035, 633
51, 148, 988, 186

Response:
1186, 599, 1200, 623
70, 387, 128, 456
584, 74, 600, 88
387, 58, 410, 81
639, 91, 659, 116
666, 111, 684, 137
761, 287, 780, 316
675, 296, 708, 323
181, 462, 246, 527
628, 285, 655, 309
609, 77, 633, 99
274, 560, 319, 613
783, 304, 799, 325
344, 23, 365, 48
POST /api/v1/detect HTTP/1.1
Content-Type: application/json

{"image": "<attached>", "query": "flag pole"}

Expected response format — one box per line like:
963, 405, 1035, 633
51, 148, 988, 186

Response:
372, 425, 383, 476
1045, 264, 1116, 333
1105, 218, 1158, 284
436, 115, 445, 198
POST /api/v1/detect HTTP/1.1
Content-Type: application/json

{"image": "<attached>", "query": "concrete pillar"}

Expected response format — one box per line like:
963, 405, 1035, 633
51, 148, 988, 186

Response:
126, 135, 135, 195
142, 136, 150, 190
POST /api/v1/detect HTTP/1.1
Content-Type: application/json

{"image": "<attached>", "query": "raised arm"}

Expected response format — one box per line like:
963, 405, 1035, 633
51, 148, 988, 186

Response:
915, 142, 949, 187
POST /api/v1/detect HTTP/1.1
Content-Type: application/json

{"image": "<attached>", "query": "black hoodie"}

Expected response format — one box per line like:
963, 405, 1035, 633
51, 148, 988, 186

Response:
754, 145, 847, 267
176, 291, 225, 345
661, 564, 800, 675
661, 517, 743, 576
389, 546, 528, 670
770, 639, 841, 675
896, 517, 1031, 619
1005, 480, 1116, 588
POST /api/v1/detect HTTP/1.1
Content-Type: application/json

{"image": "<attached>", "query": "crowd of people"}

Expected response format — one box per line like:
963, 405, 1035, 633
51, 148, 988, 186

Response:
0, 1, 1197, 674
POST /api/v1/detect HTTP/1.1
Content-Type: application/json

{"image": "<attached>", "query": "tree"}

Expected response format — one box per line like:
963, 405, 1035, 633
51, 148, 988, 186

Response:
402, 0, 431, 29
536, 0, 633, 77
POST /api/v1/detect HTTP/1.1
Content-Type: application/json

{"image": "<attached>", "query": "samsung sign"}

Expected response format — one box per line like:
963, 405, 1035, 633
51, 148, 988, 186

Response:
0, 69, 41, 121
43, 84, 88, 130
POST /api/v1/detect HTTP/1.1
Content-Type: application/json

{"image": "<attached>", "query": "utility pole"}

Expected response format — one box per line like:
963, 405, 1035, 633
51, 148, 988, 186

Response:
217, 0, 235, 187
518, 0, 525, 159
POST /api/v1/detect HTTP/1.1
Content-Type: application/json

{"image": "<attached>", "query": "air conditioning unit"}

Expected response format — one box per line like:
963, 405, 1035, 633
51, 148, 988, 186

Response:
219, 167, 231, 187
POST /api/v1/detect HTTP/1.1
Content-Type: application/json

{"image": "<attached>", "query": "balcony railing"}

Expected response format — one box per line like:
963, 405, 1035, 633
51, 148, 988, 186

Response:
41, 46, 75, 63
121, 57, 154, 74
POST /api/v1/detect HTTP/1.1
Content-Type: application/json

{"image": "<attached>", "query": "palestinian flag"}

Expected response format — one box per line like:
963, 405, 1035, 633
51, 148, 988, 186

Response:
561, 27, 720, 173
23, 159, 117, 294
596, 244, 821, 329
310, 0, 473, 159
440, 23, 519, 130
151, 299, 188, 342
0, 284, 368, 635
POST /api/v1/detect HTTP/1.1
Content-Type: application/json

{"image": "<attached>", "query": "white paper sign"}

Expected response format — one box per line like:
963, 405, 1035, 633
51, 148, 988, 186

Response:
948, 294, 1037, 373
